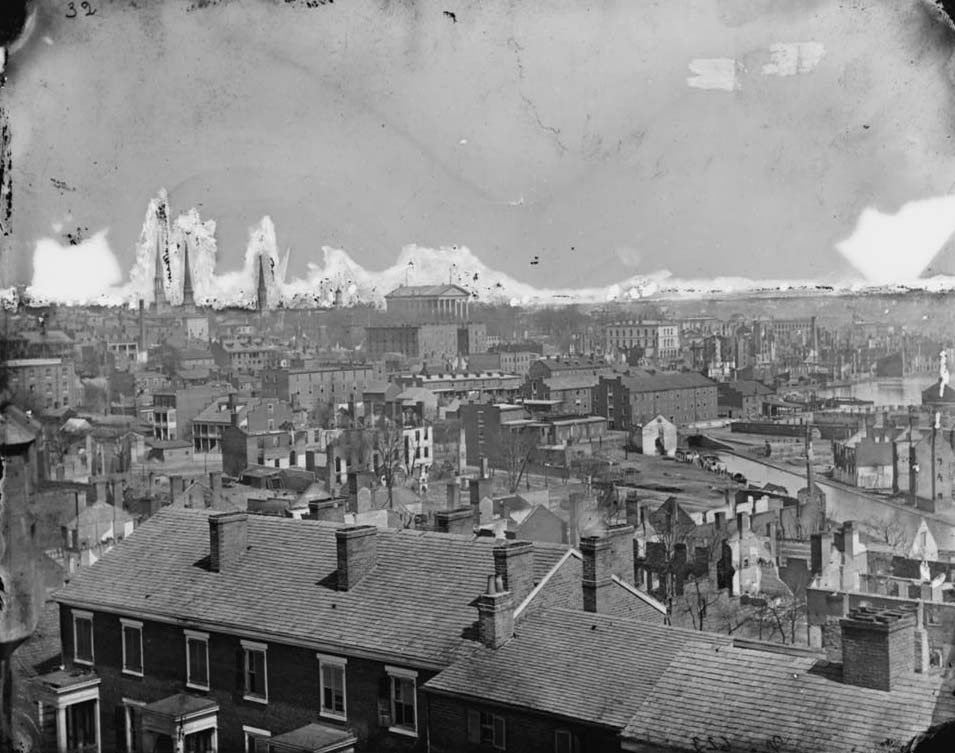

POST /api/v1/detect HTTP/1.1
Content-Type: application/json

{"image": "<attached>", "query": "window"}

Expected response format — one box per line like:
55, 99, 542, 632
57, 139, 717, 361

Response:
317, 654, 347, 720
243, 725, 271, 753
241, 640, 268, 702
121, 619, 143, 676
73, 610, 94, 665
186, 630, 210, 690
467, 710, 506, 750
554, 730, 580, 753
385, 666, 418, 737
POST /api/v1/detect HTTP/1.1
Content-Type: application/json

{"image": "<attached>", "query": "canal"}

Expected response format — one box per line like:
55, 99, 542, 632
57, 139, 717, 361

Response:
710, 450, 955, 551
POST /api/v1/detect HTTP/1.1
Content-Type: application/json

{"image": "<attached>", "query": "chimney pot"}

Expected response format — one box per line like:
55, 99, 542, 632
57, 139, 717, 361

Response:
336, 525, 378, 590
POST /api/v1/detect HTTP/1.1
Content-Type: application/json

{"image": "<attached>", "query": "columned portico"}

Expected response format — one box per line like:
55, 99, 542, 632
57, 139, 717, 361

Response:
140, 693, 219, 753
32, 669, 102, 753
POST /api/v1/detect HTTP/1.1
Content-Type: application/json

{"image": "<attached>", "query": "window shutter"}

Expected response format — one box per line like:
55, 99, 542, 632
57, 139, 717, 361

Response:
467, 710, 481, 744
493, 715, 506, 750
235, 648, 245, 692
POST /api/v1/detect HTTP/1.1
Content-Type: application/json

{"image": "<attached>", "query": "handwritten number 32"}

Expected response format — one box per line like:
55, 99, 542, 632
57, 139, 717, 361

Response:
66, 2, 97, 18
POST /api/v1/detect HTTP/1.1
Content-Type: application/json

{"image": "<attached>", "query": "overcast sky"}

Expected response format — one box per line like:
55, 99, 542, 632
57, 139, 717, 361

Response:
5, 0, 955, 292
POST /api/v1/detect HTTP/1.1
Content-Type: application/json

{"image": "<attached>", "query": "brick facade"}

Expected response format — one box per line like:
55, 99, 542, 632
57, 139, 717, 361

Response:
58, 606, 431, 751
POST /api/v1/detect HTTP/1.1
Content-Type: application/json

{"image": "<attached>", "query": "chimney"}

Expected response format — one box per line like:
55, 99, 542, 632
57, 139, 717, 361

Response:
208, 511, 249, 572
309, 498, 345, 523
493, 541, 535, 606
435, 507, 475, 536
736, 510, 750, 535
624, 493, 640, 528
810, 530, 834, 574
843, 521, 860, 561
477, 574, 514, 648
209, 471, 222, 506
605, 523, 635, 584
580, 535, 614, 613
170, 475, 185, 504
840, 607, 917, 691
568, 492, 584, 547
446, 481, 459, 511
336, 526, 378, 590
111, 478, 125, 508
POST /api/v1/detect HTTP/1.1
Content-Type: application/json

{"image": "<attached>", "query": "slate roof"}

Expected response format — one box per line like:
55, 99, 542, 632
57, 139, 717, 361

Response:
621, 639, 955, 753
543, 373, 600, 391
54, 508, 570, 668
426, 607, 955, 752
621, 371, 716, 393
424, 608, 726, 728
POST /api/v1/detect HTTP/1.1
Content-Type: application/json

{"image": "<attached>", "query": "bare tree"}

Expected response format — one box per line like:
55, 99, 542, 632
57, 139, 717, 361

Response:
860, 515, 910, 555
500, 429, 537, 494
370, 417, 407, 510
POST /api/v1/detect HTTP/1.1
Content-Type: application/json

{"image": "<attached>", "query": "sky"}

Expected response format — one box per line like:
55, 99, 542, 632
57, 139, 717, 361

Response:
5, 0, 955, 299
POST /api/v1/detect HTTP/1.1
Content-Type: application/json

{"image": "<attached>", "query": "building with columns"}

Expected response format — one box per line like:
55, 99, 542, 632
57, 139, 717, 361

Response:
384, 284, 472, 323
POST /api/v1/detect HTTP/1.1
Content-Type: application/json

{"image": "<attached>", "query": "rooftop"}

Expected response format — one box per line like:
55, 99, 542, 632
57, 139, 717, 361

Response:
55, 508, 570, 668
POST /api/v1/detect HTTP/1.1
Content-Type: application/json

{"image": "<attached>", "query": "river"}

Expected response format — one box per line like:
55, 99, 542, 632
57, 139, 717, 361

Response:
811, 375, 935, 407
710, 451, 955, 551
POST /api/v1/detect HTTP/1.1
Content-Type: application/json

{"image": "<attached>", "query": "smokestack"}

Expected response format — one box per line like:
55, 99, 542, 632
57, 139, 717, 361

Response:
208, 511, 248, 572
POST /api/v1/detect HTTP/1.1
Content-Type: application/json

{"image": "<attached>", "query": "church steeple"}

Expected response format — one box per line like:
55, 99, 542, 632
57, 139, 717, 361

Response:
152, 200, 170, 313
181, 232, 195, 308
256, 253, 269, 312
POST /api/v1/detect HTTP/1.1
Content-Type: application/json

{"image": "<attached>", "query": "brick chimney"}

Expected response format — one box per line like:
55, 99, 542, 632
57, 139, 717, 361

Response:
605, 523, 635, 584
493, 541, 535, 606
477, 574, 514, 648
309, 498, 345, 523
336, 526, 378, 590
435, 507, 475, 536
170, 475, 185, 504
208, 471, 222, 506
208, 511, 249, 572
810, 530, 834, 574
568, 492, 584, 547
840, 607, 916, 691
581, 535, 614, 613
446, 481, 460, 510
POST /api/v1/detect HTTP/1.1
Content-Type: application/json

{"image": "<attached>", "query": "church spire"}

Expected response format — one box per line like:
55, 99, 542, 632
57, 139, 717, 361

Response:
256, 253, 269, 312
181, 232, 195, 308
152, 203, 169, 313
